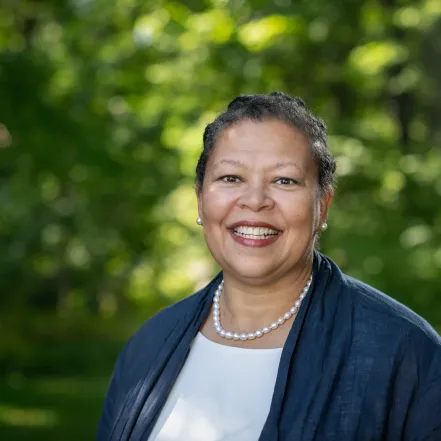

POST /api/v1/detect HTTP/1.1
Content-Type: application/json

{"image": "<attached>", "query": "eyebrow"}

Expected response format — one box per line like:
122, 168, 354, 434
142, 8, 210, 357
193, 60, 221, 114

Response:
213, 159, 248, 169
213, 159, 304, 175
267, 161, 304, 174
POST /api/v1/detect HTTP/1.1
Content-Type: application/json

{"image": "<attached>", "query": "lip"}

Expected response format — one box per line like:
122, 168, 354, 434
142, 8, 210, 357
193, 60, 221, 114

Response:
228, 220, 282, 231
228, 220, 282, 248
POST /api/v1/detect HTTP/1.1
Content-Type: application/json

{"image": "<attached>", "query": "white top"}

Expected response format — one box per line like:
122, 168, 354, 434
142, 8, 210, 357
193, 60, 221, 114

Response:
148, 332, 283, 441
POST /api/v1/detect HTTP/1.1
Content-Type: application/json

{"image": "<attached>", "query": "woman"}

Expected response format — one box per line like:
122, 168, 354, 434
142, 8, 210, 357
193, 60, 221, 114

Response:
97, 92, 441, 441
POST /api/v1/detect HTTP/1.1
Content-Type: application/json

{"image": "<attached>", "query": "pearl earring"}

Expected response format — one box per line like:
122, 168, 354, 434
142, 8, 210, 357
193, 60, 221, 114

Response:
196, 217, 203, 226
321, 222, 328, 231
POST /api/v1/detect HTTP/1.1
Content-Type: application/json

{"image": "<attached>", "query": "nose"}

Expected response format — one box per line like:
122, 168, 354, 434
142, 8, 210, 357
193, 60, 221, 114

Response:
237, 181, 275, 212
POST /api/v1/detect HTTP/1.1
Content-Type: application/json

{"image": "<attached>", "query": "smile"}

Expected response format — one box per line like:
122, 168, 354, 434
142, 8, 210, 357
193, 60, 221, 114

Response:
232, 226, 279, 239
229, 225, 282, 247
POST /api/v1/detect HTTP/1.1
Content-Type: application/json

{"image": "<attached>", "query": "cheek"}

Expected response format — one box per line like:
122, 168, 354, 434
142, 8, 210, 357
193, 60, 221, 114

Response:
280, 194, 318, 226
202, 188, 236, 220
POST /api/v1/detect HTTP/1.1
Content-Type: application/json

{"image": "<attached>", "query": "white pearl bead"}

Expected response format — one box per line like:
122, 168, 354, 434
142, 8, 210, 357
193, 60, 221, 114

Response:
212, 275, 312, 341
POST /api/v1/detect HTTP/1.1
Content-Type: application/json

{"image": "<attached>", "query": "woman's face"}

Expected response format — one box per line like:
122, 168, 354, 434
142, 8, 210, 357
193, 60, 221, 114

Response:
197, 119, 332, 285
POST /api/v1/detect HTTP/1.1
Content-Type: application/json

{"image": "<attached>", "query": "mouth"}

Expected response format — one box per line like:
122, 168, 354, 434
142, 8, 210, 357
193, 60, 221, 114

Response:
228, 221, 282, 247
232, 225, 280, 239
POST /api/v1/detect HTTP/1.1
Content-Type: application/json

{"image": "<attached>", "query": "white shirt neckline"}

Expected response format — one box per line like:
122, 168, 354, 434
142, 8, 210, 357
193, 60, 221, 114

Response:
197, 332, 284, 353
149, 331, 283, 441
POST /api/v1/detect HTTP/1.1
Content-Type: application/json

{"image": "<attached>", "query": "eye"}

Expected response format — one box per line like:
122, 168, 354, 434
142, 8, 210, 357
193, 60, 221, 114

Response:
219, 175, 241, 183
274, 177, 298, 186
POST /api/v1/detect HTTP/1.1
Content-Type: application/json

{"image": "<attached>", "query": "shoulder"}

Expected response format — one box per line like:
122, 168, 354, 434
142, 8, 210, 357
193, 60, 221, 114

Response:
339, 272, 441, 385
97, 274, 221, 437
320, 253, 440, 347
342, 273, 439, 342
133, 288, 205, 341
120, 272, 222, 364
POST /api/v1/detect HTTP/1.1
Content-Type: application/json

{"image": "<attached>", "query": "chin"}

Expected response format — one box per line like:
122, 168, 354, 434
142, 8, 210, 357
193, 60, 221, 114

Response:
223, 259, 279, 283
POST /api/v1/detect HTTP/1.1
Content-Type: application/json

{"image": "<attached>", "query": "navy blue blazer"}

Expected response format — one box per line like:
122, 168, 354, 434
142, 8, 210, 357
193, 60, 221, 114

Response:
97, 253, 441, 441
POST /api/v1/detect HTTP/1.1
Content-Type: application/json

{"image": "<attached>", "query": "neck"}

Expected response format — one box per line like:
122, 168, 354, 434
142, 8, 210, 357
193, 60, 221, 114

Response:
219, 260, 313, 332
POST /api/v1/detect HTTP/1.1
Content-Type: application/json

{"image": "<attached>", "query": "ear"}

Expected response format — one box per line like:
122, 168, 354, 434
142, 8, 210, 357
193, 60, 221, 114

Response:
319, 188, 334, 224
196, 185, 203, 221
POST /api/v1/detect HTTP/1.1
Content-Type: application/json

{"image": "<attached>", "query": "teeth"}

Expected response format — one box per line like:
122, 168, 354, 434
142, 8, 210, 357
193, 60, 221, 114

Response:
233, 226, 279, 239
234, 226, 279, 235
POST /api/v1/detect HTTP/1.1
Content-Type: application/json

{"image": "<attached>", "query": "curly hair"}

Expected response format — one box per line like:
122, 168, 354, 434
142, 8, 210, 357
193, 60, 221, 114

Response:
195, 91, 336, 195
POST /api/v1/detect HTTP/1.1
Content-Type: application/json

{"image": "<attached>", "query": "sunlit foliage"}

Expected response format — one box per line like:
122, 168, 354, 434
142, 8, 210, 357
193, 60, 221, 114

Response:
0, 0, 440, 437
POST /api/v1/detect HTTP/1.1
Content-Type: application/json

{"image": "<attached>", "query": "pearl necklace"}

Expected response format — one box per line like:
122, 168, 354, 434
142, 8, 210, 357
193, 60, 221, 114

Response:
212, 274, 312, 341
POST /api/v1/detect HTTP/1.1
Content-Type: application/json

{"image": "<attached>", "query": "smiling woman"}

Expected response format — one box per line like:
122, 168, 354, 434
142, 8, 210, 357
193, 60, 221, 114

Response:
195, 117, 331, 350
96, 92, 441, 441
197, 119, 328, 291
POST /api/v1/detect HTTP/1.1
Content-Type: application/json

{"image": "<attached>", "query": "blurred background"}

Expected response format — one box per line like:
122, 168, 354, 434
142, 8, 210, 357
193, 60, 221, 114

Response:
0, 0, 440, 439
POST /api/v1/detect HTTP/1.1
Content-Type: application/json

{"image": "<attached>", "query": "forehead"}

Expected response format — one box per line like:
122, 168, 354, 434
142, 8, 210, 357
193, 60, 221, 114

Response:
209, 119, 316, 173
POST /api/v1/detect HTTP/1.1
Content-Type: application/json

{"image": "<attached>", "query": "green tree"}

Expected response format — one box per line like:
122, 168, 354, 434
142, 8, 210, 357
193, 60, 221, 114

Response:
0, 1, 440, 437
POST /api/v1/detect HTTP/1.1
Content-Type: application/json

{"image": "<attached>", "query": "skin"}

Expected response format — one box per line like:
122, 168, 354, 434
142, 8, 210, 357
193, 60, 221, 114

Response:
197, 119, 333, 348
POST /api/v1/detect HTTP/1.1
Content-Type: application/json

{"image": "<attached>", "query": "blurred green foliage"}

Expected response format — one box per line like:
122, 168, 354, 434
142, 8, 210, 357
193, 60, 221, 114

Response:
0, 0, 440, 439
